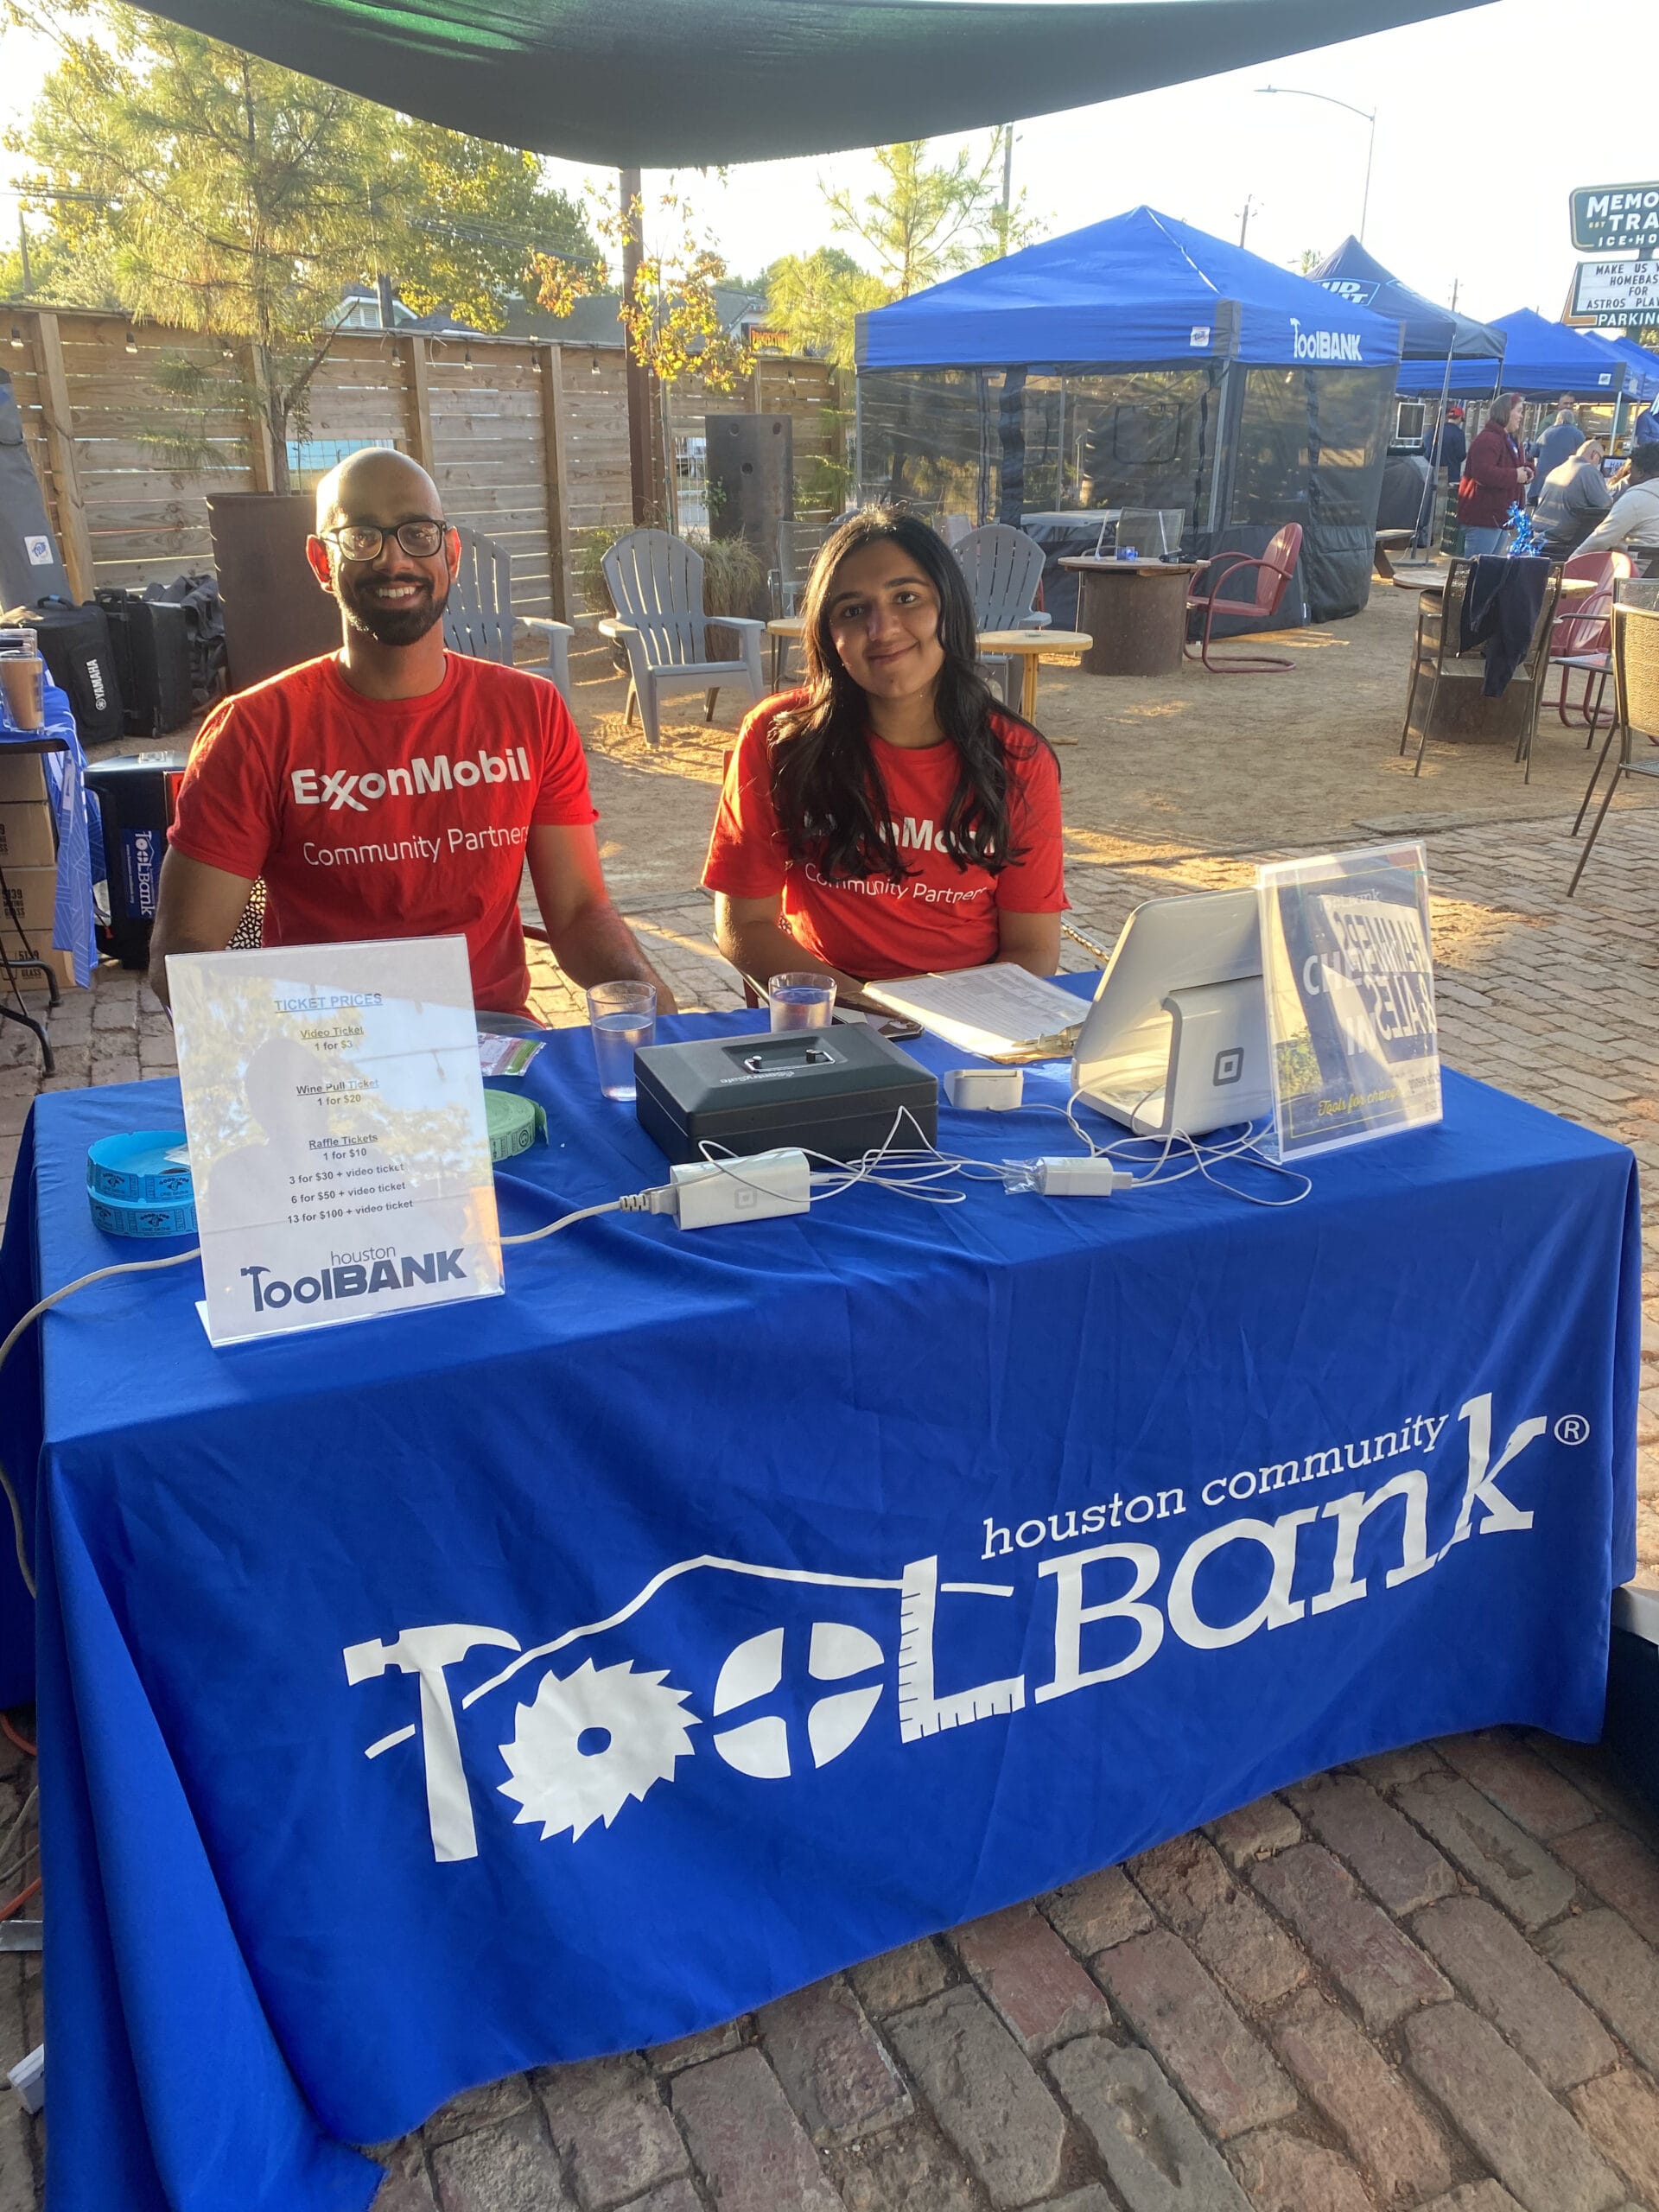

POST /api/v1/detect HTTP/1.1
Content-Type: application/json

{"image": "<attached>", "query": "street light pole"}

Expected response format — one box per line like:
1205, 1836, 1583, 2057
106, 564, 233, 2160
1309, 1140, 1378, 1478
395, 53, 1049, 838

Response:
1256, 86, 1377, 244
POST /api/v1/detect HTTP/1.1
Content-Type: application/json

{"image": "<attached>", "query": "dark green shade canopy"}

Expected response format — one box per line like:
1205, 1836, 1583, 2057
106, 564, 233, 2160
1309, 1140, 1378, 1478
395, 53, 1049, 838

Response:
143, 0, 1487, 166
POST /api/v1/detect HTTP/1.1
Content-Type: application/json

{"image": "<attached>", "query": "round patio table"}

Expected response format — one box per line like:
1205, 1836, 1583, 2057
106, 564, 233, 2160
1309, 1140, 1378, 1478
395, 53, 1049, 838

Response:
1059, 558, 1201, 677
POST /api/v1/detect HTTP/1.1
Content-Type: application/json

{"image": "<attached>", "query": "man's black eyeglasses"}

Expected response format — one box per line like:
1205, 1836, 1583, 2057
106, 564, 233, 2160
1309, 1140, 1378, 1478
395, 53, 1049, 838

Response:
321, 519, 449, 562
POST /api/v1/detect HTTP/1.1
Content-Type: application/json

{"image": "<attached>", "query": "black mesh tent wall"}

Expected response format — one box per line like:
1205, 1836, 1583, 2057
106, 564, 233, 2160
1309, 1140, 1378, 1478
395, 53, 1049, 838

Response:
857, 359, 1395, 626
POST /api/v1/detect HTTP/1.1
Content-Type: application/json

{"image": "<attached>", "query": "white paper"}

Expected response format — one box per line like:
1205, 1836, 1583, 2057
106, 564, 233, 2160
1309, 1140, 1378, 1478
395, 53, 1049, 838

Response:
866, 965, 1087, 1061
168, 937, 503, 1346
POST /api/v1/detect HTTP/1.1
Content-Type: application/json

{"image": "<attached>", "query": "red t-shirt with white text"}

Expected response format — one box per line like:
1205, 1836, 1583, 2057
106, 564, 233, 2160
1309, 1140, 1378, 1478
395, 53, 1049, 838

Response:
702, 693, 1065, 979
168, 653, 596, 1013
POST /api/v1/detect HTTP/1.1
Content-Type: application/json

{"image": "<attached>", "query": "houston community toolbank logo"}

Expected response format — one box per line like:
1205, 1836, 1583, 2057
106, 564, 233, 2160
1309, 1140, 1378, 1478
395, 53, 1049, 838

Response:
343, 1390, 1577, 1864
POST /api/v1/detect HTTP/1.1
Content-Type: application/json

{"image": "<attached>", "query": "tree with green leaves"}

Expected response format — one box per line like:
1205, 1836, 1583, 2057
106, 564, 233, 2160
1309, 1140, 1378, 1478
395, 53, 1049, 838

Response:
763, 247, 887, 368
823, 136, 1030, 301
2, 2, 597, 488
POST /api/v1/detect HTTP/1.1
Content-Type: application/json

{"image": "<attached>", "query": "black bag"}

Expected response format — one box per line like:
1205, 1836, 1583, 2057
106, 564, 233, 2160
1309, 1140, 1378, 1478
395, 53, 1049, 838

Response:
95, 588, 195, 737
24, 597, 126, 745
144, 572, 226, 710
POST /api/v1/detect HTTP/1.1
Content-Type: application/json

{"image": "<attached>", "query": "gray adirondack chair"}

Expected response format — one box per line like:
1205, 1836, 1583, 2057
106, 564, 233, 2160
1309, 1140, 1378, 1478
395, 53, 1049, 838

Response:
954, 524, 1050, 706
600, 528, 765, 747
444, 524, 574, 708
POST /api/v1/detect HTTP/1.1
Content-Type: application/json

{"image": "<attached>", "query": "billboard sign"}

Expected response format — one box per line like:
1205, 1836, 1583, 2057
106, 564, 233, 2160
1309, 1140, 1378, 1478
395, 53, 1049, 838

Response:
1569, 184, 1659, 251
1570, 259, 1659, 327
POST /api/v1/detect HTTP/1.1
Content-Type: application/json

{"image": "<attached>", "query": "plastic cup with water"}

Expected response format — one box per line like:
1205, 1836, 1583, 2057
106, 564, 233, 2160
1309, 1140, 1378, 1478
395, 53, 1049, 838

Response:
768, 972, 836, 1031
587, 981, 657, 1100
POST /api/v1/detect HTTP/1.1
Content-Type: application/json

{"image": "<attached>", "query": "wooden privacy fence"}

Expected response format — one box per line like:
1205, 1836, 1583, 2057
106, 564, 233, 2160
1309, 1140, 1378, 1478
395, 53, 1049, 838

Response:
0, 306, 849, 621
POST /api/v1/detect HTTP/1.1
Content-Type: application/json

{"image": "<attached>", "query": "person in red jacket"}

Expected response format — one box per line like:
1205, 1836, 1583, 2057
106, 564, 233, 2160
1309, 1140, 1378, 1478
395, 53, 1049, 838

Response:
1458, 394, 1533, 555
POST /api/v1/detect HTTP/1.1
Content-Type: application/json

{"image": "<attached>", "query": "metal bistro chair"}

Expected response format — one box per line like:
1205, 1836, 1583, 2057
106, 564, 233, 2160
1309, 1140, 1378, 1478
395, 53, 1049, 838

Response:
955, 524, 1050, 708
1569, 592, 1659, 896
1184, 524, 1304, 673
600, 528, 764, 749
1545, 550, 1633, 738
444, 524, 575, 707
1399, 557, 1562, 782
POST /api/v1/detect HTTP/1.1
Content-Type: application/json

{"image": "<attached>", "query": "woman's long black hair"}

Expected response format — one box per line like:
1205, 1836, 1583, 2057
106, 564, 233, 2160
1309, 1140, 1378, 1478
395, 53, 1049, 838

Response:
769, 507, 1053, 886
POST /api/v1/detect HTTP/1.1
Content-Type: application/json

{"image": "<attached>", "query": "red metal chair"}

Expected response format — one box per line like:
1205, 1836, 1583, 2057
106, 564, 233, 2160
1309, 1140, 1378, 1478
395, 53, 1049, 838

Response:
1546, 550, 1632, 738
1184, 524, 1305, 672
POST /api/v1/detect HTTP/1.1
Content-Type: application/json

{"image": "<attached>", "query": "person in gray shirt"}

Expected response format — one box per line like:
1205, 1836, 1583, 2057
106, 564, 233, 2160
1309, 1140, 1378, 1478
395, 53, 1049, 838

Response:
1534, 440, 1612, 558
1529, 399, 1586, 505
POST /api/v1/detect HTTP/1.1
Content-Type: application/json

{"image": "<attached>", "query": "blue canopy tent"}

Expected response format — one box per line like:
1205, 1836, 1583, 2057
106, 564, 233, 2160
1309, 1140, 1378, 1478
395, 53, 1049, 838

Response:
1310, 237, 1504, 397
1488, 308, 1631, 400
855, 206, 1404, 626
1582, 331, 1659, 404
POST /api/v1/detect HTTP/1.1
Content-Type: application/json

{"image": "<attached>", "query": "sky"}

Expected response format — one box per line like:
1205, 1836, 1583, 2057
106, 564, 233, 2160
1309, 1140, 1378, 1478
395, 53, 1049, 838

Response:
1, 0, 1652, 327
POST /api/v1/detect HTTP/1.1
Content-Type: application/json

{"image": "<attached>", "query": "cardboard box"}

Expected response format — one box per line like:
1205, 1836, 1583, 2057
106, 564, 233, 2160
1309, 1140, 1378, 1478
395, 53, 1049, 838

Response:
0, 753, 48, 805
0, 801, 56, 869
0, 865, 59, 935
0, 937, 77, 994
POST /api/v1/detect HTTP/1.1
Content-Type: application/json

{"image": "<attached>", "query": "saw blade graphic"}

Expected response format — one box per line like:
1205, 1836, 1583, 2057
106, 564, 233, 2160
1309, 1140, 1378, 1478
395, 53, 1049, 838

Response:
498, 1659, 699, 1842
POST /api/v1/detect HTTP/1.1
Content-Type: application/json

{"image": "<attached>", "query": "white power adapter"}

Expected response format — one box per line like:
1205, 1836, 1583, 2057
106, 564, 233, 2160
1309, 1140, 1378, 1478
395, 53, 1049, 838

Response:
1028, 1157, 1136, 1197
669, 1148, 812, 1230
945, 1067, 1025, 1110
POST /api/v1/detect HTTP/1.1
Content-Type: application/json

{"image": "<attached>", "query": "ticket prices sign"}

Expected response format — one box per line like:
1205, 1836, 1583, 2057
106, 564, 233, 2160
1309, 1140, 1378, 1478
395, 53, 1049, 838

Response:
168, 935, 502, 1345
1255, 842, 1441, 1162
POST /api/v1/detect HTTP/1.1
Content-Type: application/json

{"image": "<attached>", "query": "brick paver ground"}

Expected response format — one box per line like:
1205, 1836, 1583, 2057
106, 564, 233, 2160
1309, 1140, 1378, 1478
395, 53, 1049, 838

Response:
4, 606, 1659, 2209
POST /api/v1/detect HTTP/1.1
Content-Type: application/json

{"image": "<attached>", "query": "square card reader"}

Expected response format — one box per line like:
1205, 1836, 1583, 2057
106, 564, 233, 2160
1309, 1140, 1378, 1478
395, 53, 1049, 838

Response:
634, 1025, 938, 1164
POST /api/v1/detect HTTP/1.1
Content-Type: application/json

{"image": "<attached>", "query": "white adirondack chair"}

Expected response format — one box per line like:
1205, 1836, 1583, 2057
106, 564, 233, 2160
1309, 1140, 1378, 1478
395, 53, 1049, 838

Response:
600, 529, 765, 747
444, 524, 575, 708
954, 524, 1051, 707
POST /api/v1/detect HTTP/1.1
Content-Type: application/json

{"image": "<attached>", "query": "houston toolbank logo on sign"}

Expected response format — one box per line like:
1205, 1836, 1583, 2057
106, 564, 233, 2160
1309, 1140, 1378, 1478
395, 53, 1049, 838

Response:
343, 1390, 1580, 1865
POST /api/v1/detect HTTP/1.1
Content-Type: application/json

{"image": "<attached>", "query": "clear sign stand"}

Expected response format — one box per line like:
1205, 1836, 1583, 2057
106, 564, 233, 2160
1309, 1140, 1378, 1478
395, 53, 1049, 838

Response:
1255, 842, 1442, 1163
168, 935, 502, 1346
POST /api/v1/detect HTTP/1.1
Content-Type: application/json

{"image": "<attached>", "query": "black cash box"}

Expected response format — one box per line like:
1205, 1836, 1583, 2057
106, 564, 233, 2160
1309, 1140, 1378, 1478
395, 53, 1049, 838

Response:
633, 1025, 938, 1164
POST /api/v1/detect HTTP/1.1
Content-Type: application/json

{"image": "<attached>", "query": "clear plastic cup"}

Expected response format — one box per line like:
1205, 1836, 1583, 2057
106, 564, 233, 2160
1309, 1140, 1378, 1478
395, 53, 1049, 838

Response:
586, 981, 657, 1100
768, 972, 836, 1030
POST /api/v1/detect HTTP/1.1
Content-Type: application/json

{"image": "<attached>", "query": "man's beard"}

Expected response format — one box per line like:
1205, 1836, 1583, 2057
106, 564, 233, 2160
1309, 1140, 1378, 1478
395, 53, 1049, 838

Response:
339, 573, 449, 648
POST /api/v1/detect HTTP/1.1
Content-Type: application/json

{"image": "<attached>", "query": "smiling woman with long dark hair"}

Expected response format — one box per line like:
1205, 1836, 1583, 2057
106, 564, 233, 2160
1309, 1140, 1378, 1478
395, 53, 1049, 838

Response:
703, 509, 1065, 996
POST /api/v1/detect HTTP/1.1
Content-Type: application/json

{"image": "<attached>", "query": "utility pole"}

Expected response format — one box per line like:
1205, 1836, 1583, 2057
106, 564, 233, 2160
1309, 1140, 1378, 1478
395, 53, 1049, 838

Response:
17, 213, 29, 295
376, 273, 396, 331
1237, 195, 1260, 250
999, 126, 1014, 255
620, 168, 655, 526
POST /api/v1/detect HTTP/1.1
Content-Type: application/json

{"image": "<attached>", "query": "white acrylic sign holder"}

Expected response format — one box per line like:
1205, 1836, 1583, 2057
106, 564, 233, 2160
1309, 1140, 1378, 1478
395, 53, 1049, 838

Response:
168, 935, 502, 1346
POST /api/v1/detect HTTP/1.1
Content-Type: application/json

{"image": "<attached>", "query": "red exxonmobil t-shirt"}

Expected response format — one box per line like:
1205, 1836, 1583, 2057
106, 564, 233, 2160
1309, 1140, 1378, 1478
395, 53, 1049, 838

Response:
169, 653, 596, 1013
703, 694, 1065, 980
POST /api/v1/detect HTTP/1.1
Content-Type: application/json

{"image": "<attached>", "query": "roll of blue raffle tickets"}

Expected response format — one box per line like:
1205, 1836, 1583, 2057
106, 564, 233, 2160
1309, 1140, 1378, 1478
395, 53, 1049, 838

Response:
484, 1088, 546, 1163
86, 1129, 196, 1236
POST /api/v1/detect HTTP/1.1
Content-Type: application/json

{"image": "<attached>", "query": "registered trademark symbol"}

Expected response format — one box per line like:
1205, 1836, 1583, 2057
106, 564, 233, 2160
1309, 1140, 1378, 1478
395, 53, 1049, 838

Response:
1554, 1415, 1591, 1446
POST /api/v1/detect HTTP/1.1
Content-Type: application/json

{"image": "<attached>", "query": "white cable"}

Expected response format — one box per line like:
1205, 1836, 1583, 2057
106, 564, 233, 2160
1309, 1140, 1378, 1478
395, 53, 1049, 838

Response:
0, 1243, 204, 1601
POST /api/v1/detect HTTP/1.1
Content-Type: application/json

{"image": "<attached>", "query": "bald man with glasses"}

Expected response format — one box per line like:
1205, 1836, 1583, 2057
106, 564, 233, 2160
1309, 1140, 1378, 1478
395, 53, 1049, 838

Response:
150, 446, 674, 1029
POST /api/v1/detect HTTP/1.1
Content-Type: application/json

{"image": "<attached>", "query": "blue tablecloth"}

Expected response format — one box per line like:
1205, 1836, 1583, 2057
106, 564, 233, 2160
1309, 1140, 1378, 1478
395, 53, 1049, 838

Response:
0, 999, 1640, 2212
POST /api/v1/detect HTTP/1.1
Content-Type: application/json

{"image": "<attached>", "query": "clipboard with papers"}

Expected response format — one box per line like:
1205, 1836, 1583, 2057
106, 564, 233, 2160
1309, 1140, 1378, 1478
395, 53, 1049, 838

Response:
862, 964, 1088, 1062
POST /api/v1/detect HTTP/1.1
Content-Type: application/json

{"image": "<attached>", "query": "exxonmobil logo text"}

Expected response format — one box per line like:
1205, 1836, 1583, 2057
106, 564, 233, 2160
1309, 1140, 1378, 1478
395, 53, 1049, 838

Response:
290, 752, 535, 811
